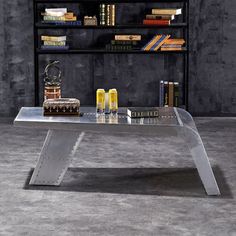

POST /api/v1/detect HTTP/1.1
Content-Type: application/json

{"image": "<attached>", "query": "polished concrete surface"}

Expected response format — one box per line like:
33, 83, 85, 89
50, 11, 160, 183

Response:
0, 117, 235, 235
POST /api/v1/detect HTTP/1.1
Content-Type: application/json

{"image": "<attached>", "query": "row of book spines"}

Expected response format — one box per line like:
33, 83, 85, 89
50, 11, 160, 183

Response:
106, 45, 138, 50
100, 4, 115, 26
159, 81, 179, 107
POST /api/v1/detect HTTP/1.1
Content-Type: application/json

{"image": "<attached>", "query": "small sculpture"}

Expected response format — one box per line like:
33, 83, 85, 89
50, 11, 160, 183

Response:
43, 61, 62, 100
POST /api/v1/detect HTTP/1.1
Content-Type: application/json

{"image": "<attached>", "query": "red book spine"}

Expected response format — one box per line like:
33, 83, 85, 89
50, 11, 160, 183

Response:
143, 19, 170, 25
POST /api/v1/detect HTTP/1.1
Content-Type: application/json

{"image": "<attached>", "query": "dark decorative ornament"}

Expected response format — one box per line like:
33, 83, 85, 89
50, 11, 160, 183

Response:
44, 61, 62, 100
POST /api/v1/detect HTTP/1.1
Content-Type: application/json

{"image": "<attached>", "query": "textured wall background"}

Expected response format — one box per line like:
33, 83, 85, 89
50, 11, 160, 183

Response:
0, 0, 235, 116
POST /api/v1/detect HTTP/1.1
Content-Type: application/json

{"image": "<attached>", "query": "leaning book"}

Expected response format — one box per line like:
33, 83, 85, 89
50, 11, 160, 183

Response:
127, 107, 159, 118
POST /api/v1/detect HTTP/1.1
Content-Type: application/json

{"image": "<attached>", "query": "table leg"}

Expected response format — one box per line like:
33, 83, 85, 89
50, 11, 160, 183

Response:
29, 129, 84, 186
182, 127, 220, 195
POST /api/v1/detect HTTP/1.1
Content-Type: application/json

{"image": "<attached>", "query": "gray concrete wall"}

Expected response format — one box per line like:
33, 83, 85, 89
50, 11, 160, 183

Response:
0, 0, 235, 117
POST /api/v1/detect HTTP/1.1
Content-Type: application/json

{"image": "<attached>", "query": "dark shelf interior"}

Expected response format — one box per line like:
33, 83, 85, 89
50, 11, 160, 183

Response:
37, 48, 188, 54
36, 0, 188, 3
36, 23, 187, 29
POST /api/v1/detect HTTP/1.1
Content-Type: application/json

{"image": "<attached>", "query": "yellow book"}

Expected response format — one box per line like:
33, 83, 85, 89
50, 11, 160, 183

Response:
41, 36, 67, 42
152, 8, 182, 15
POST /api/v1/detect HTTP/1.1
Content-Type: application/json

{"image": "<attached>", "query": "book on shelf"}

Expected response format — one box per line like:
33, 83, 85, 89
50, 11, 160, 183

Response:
151, 8, 182, 15
43, 15, 77, 21
115, 35, 141, 41
160, 47, 183, 51
159, 81, 179, 107
45, 8, 67, 16
161, 44, 182, 48
41, 20, 82, 25
168, 82, 174, 107
43, 41, 66, 46
42, 8, 78, 24
111, 40, 138, 45
160, 38, 185, 51
106, 44, 138, 51
127, 107, 159, 118
146, 14, 175, 20
99, 4, 115, 26
41, 36, 67, 42
41, 45, 69, 50
143, 19, 170, 25
142, 35, 170, 51
164, 39, 185, 45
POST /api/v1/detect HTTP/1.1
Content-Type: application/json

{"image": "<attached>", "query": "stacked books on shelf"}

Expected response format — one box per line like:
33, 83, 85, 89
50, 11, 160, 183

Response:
142, 35, 170, 51
41, 36, 69, 50
106, 35, 141, 51
99, 4, 115, 26
41, 8, 81, 25
161, 39, 185, 51
159, 81, 179, 107
142, 35, 185, 51
143, 8, 182, 26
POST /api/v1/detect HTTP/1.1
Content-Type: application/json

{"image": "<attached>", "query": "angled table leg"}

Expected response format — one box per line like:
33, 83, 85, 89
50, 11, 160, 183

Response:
29, 130, 84, 186
181, 126, 220, 196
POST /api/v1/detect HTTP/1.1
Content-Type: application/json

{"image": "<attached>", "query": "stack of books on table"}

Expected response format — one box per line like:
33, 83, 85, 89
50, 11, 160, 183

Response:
160, 39, 185, 51
159, 81, 179, 107
41, 36, 69, 50
106, 35, 141, 51
99, 4, 115, 26
41, 8, 81, 25
143, 8, 182, 26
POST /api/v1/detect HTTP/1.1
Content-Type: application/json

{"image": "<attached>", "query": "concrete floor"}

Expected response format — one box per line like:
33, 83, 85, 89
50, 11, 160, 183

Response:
0, 117, 235, 236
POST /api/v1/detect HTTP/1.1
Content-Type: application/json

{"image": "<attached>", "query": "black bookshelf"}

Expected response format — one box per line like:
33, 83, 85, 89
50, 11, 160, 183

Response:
33, 0, 189, 109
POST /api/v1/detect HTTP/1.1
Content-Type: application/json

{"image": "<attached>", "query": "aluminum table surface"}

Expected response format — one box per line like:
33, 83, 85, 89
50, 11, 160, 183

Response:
14, 107, 220, 195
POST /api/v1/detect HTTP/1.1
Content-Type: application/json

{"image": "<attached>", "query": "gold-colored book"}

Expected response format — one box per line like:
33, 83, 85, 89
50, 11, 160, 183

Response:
41, 36, 67, 42
151, 8, 182, 15
115, 35, 141, 41
110, 5, 115, 26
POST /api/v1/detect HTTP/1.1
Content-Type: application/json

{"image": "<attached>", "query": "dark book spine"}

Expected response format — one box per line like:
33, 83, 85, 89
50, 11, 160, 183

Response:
111, 40, 138, 46
159, 80, 164, 107
174, 82, 179, 107
164, 81, 169, 107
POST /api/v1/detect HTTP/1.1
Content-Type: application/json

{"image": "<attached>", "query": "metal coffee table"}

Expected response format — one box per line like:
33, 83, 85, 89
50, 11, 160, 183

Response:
14, 107, 220, 195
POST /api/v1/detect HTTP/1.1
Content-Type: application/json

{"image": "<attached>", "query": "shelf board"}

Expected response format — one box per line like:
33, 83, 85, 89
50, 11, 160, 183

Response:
36, 23, 187, 29
36, 48, 188, 54
35, 0, 188, 3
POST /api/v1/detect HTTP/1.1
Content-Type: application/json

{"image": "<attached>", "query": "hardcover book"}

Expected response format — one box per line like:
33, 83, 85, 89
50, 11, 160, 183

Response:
151, 8, 182, 15
115, 35, 141, 41
142, 35, 170, 51
41, 36, 67, 42
146, 14, 175, 20
127, 107, 159, 118
143, 19, 170, 25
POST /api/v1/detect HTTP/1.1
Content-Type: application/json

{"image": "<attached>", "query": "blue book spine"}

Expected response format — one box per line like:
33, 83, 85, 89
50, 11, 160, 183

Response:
150, 35, 166, 51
